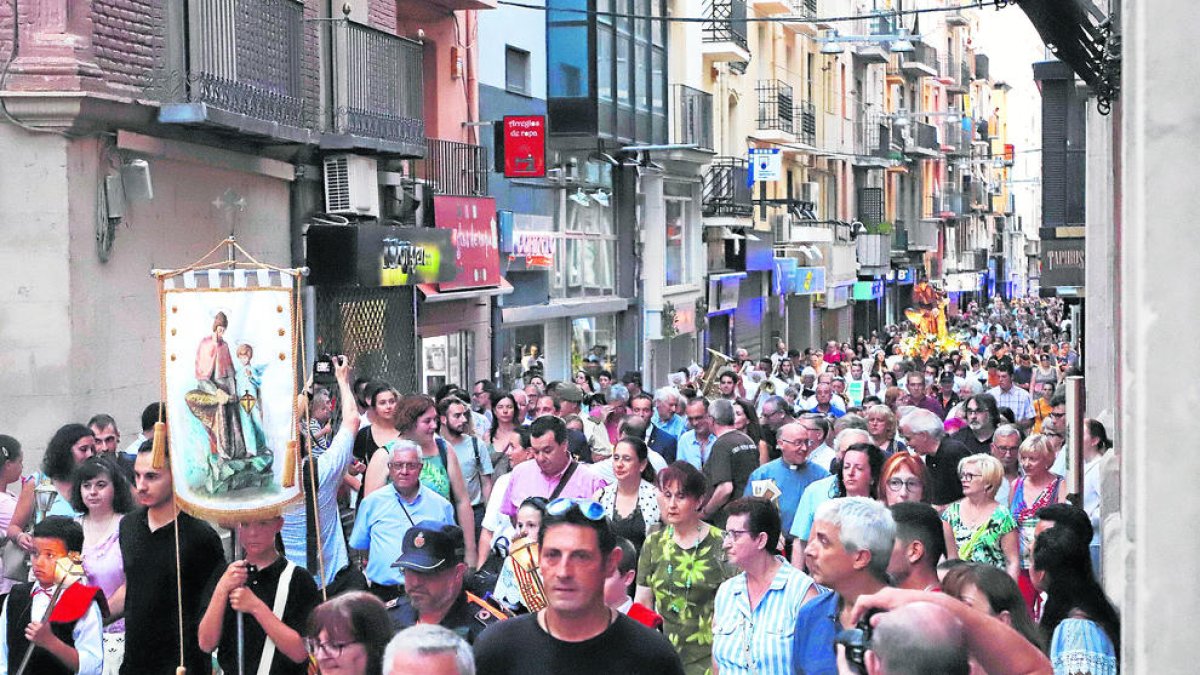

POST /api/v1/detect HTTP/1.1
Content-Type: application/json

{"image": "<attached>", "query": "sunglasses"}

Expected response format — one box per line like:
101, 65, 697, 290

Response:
547, 497, 606, 521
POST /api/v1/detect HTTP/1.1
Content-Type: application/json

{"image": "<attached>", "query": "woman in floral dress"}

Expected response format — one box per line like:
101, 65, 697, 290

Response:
942, 454, 1020, 581
636, 462, 735, 675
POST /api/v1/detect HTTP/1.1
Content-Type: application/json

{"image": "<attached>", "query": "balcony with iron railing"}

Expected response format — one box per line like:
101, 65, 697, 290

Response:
153, 2, 425, 155
941, 121, 967, 156
702, 0, 750, 61
783, 0, 819, 33
797, 101, 817, 146
417, 138, 489, 197
904, 120, 940, 157
672, 85, 714, 152
940, 187, 966, 217
327, 20, 425, 155
940, 54, 969, 93
157, 0, 319, 141
755, 80, 795, 141
703, 157, 753, 219
900, 42, 939, 77
907, 219, 940, 251
855, 109, 890, 158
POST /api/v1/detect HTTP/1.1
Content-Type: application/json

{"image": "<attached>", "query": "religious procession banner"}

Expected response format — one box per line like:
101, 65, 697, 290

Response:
157, 262, 303, 522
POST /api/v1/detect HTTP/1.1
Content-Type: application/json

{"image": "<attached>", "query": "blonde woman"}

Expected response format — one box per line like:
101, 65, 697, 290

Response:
941, 454, 1020, 581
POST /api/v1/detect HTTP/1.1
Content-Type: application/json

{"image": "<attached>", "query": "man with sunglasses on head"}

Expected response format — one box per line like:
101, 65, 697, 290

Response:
473, 498, 684, 675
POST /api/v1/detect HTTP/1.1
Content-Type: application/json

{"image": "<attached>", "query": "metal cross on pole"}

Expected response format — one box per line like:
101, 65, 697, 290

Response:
213, 188, 246, 266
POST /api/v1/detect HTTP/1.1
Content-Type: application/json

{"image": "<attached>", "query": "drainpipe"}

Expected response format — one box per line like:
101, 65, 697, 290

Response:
465, 10, 481, 144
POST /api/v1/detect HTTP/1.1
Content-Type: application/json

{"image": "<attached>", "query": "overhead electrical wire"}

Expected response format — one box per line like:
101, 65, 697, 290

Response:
496, 0, 1014, 26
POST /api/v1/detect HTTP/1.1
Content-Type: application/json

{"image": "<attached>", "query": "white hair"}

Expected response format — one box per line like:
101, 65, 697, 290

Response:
814, 496, 896, 581
833, 428, 872, 454
607, 383, 630, 403
653, 386, 681, 405
383, 624, 474, 675
900, 408, 945, 439
390, 440, 423, 458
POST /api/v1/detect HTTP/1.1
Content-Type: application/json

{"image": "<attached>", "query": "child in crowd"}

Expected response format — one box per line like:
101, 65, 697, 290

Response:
0, 516, 106, 675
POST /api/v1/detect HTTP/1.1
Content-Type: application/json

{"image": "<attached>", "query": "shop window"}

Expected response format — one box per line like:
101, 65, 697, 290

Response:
664, 180, 699, 287
571, 315, 618, 380
420, 332, 473, 395
552, 184, 617, 298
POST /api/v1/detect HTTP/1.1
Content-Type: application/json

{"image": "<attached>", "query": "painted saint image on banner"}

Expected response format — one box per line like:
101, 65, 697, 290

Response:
184, 310, 274, 495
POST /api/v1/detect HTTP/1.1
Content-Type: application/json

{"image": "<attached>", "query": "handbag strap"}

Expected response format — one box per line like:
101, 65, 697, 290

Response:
548, 461, 579, 501
257, 561, 297, 675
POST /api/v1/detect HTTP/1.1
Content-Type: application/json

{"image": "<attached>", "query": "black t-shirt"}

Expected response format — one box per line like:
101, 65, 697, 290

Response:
762, 425, 781, 461
925, 438, 971, 506
704, 430, 760, 527
473, 612, 684, 675
120, 509, 226, 675
951, 427, 994, 456
1014, 365, 1033, 386
207, 557, 322, 675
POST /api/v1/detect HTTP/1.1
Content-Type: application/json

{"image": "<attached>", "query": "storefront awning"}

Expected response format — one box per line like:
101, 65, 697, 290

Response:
500, 296, 632, 326
417, 278, 514, 304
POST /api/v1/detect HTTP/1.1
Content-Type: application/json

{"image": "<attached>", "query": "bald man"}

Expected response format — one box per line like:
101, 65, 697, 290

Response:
865, 602, 969, 675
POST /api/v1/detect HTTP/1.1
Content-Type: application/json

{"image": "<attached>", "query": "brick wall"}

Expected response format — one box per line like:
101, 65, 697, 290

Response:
369, 0, 397, 34
92, 0, 166, 93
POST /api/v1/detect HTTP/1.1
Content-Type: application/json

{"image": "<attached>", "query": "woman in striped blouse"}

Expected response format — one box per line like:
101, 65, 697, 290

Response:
711, 498, 820, 674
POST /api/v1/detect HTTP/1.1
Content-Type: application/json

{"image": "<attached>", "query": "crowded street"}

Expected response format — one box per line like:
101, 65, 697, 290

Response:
0, 0, 1181, 671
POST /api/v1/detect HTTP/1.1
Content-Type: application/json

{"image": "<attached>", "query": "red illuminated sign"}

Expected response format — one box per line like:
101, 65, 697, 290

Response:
433, 196, 501, 291
503, 115, 546, 178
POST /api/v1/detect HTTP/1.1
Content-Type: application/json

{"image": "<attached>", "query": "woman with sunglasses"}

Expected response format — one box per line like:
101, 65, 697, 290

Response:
635, 462, 735, 675
942, 454, 1020, 581
305, 591, 392, 675
712, 498, 818, 674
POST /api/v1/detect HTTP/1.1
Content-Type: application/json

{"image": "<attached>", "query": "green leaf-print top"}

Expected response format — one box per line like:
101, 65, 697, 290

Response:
638, 525, 736, 675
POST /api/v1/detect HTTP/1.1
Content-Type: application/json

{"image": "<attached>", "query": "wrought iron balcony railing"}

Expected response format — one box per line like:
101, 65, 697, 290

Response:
672, 85, 714, 151
173, 0, 317, 129
330, 20, 424, 147
703, 0, 749, 51
757, 80, 795, 134
703, 157, 753, 218
914, 121, 939, 151
419, 138, 489, 197
798, 101, 817, 145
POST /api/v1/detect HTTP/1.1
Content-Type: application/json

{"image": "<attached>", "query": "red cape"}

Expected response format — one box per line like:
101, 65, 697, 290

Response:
48, 582, 107, 624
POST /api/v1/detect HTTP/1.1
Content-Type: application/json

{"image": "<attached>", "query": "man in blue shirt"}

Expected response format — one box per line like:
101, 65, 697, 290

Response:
651, 387, 687, 439
348, 441, 456, 602
792, 497, 894, 675
744, 422, 829, 537
282, 355, 361, 592
676, 398, 717, 469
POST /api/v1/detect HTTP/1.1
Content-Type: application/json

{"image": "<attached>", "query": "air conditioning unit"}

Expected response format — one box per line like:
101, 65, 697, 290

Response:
323, 154, 380, 217
771, 214, 791, 241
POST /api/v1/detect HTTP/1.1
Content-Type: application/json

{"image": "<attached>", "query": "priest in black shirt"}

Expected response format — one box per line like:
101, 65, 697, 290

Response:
199, 516, 321, 674
473, 501, 682, 675
120, 442, 226, 675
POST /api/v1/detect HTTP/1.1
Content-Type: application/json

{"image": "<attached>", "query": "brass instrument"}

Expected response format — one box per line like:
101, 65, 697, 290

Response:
700, 348, 735, 399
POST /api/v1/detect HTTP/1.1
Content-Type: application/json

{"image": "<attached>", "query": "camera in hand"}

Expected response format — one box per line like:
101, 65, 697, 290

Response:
314, 353, 335, 387
833, 610, 879, 675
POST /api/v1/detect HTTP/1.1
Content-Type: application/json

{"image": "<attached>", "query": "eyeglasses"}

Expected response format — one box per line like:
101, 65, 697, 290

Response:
305, 638, 355, 658
964, 408, 985, 415
959, 472, 982, 481
993, 445, 1020, 455
546, 497, 606, 521
722, 529, 751, 541
387, 461, 423, 472
777, 438, 805, 447
886, 478, 923, 492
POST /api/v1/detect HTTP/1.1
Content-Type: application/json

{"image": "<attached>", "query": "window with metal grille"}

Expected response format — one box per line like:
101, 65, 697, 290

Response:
506, 46, 531, 95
